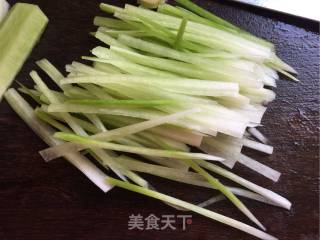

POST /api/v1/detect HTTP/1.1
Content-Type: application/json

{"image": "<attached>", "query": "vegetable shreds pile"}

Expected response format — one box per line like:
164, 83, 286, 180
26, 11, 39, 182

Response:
3, 1, 298, 239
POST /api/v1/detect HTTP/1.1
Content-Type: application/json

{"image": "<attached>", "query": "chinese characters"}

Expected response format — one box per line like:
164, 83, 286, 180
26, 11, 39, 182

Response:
128, 214, 192, 231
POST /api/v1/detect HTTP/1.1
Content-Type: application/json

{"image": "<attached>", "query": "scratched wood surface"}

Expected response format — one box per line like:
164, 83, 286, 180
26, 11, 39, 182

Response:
0, 0, 319, 239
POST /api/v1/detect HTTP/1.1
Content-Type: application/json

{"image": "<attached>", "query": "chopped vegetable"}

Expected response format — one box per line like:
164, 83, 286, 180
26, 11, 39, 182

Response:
0, 3, 48, 100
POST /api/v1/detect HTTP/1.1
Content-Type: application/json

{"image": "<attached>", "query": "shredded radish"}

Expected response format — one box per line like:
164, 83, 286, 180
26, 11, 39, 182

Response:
2, 1, 298, 239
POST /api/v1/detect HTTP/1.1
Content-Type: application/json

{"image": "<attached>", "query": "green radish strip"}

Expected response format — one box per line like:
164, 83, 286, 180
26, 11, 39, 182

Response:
268, 55, 297, 74
53, 132, 224, 162
64, 87, 96, 100
89, 47, 180, 77
98, 27, 144, 38
197, 194, 225, 208
268, 63, 299, 82
66, 99, 179, 108
60, 74, 240, 97
17, 82, 42, 105
241, 87, 276, 104
84, 113, 107, 133
243, 139, 273, 154
93, 61, 123, 73
174, 17, 187, 49
4, 88, 113, 193
0, 3, 48, 99
67, 61, 106, 75
159, 4, 217, 26
248, 127, 269, 144
135, 131, 190, 152
99, 115, 204, 146
182, 158, 265, 230
99, 114, 204, 147
200, 135, 243, 168
39, 89, 66, 104
237, 154, 281, 182
95, 31, 131, 50
149, 125, 203, 146
42, 108, 100, 134
94, 16, 131, 29
79, 84, 114, 100
107, 177, 277, 240
138, 0, 164, 9
197, 160, 291, 210
34, 108, 72, 133
18, 87, 42, 104
175, 0, 238, 31
36, 59, 66, 90
99, 3, 123, 14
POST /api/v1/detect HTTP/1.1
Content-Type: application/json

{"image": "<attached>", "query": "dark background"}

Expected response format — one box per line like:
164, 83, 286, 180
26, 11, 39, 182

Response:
0, 0, 319, 239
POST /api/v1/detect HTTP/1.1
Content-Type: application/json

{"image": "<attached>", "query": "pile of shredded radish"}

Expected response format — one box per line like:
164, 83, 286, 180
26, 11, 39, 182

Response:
3, 1, 298, 239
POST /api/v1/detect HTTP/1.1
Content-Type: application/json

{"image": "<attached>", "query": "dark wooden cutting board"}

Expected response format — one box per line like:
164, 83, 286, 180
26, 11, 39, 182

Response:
0, 0, 319, 239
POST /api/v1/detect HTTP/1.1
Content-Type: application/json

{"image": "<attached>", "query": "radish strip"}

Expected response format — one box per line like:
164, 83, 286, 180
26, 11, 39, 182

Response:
238, 154, 281, 182
53, 132, 224, 161
174, 17, 188, 49
248, 127, 269, 144
197, 194, 226, 208
60, 74, 240, 97
183, 158, 265, 230
197, 160, 291, 210
243, 138, 273, 154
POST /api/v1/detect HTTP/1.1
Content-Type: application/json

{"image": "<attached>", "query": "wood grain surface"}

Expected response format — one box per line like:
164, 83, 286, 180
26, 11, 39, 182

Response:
0, 0, 319, 240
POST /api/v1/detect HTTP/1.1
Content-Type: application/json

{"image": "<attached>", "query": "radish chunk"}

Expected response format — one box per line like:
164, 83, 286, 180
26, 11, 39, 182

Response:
0, 3, 48, 100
